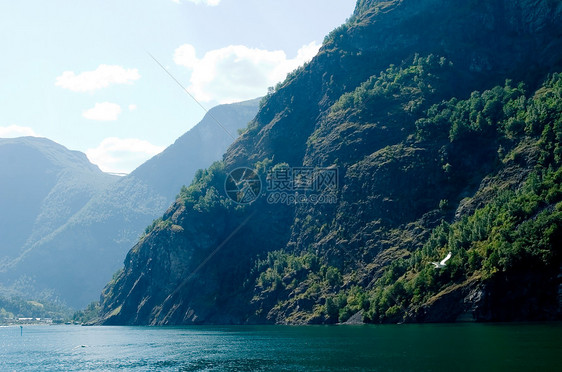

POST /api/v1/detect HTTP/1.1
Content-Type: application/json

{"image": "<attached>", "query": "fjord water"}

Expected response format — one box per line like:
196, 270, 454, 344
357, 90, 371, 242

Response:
1, 323, 560, 371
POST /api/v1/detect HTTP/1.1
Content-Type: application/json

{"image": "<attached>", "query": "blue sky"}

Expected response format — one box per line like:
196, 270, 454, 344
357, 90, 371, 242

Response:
0, 0, 356, 173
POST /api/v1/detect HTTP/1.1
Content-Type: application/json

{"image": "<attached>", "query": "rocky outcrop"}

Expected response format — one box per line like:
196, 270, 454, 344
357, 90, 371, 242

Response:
410, 266, 561, 323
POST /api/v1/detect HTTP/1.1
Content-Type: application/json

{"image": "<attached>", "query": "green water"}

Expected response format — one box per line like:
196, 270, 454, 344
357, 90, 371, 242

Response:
1, 323, 560, 371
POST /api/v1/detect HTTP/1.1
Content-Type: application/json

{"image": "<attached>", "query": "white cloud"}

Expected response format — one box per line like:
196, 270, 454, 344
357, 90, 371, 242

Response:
173, 41, 321, 103
173, 0, 221, 5
86, 137, 165, 174
293, 41, 322, 68
0, 125, 39, 138
55, 64, 140, 92
174, 44, 198, 69
83, 102, 122, 121
128, 104, 137, 111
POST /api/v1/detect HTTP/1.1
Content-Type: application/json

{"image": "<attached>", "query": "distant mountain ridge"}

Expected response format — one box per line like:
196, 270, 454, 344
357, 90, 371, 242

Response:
0, 98, 259, 308
131, 98, 259, 198
0, 137, 118, 269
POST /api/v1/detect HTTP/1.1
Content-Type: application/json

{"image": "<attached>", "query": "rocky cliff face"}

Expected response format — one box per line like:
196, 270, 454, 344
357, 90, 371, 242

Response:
98, 0, 562, 325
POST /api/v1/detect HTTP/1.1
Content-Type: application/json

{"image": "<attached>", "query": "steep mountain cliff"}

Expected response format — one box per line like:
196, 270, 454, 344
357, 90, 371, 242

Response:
98, 0, 562, 325
0, 99, 258, 308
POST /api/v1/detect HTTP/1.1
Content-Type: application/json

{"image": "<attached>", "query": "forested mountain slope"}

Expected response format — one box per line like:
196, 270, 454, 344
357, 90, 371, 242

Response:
98, 0, 562, 325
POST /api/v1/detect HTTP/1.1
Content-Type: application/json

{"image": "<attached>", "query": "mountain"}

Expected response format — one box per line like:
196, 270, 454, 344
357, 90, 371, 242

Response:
0, 137, 118, 293
0, 136, 118, 265
98, 0, 562, 325
0, 99, 259, 308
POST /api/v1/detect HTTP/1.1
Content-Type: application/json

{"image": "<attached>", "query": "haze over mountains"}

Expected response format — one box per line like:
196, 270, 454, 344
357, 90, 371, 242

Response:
0, 137, 118, 274
0, 98, 259, 308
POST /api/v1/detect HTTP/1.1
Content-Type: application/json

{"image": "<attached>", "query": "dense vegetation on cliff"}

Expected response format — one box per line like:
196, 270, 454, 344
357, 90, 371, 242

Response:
367, 76, 562, 323
97, 0, 562, 325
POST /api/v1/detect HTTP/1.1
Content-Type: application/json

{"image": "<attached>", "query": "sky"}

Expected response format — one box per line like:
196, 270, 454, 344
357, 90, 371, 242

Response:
0, 0, 356, 174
